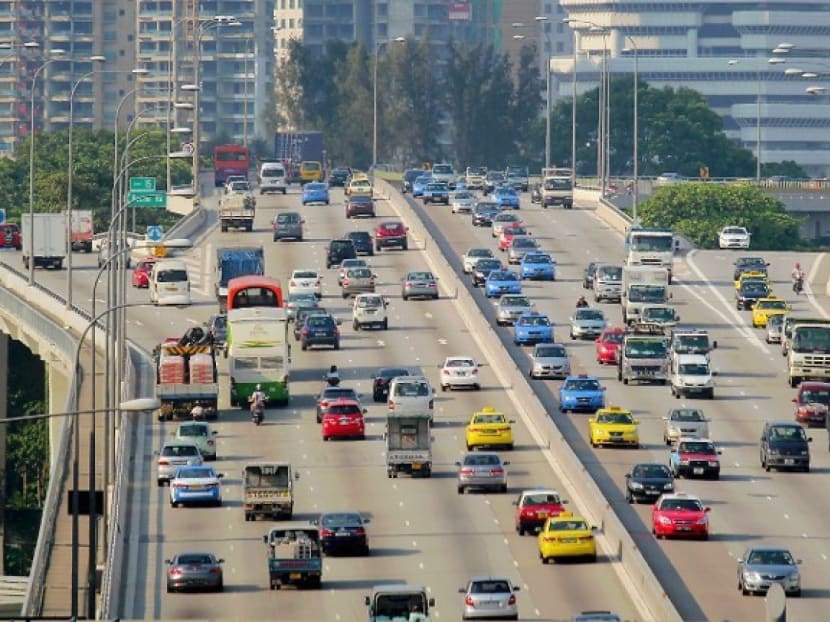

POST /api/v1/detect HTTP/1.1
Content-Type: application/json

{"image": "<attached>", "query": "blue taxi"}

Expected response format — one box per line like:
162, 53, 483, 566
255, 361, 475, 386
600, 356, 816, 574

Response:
520, 252, 556, 281
485, 269, 522, 298
493, 185, 520, 209
514, 312, 554, 346
558, 374, 606, 413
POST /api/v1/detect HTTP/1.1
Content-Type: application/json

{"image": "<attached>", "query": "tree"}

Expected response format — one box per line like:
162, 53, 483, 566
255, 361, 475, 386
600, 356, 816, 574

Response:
330, 44, 373, 169
510, 43, 544, 166
762, 160, 808, 179
637, 183, 802, 249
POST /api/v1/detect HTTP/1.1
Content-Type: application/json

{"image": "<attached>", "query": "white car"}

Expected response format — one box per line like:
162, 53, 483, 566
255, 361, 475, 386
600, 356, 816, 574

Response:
288, 269, 322, 298
462, 247, 495, 273
451, 191, 476, 214
440, 356, 481, 391
352, 293, 388, 330
718, 226, 751, 249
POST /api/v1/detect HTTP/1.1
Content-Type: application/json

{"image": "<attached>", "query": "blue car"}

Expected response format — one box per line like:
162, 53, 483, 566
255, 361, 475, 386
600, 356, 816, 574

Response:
485, 269, 522, 298
169, 465, 224, 507
302, 182, 330, 205
493, 185, 520, 209
412, 175, 432, 198
520, 252, 556, 281
513, 312, 554, 346
558, 374, 606, 413
422, 181, 450, 205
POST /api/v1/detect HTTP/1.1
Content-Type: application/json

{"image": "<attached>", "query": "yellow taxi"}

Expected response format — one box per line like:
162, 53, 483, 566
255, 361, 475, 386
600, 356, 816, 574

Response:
588, 406, 640, 449
537, 512, 597, 563
465, 407, 514, 451
346, 177, 373, 197
735, 270, 769, 290
751, 296, 789, 328
299, 160, 322, 183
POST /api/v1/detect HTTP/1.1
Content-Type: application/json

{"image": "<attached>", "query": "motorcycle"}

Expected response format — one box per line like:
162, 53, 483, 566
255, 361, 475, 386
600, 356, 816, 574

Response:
793, 277, 804, 295
325, 372, 341, 387
249, 397, 265, 425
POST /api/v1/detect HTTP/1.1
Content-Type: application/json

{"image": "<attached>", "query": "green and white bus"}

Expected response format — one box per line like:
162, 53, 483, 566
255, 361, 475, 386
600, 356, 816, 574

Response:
226, 307, 290, 406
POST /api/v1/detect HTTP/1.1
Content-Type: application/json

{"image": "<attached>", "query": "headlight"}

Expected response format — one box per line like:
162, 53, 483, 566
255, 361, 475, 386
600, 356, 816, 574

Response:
768, 449, 779, 455
663, 482, 674, 490
790, 573, 800, 583
744, 572, 761, 582
658, 516, 672, 525
630, 482, 643, 490
678, 459, 689, 465
668, 425, 679, 435
801, 450, 808, 456
696, 517, 708, 525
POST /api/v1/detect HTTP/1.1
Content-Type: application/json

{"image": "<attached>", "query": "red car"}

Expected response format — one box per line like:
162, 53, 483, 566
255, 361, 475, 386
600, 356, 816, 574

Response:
321, 398, 366, 441
498, 225, 530, 252
595, 327, 625, 364
651, 493, 710, 540
0, 223, 21, 250
513, 488, 568, 535
131, 256, 158, 288
374, 220, 408, 251
793, 381, 830, 427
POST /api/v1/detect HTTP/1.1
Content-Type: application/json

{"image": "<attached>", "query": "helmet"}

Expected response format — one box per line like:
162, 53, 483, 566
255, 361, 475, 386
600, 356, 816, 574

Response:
255, 384, 261, 391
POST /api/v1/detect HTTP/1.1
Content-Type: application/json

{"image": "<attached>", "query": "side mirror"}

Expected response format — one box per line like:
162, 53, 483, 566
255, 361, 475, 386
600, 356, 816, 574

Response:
454, 461, 462, 467
503, 461, 511, 466
362, 408, 368, 414
364, 596, 371, 606
458, 588, 467, 594
634, 419, 640, 425
217, 558, 225, 564
428, 598, 436, 607
513, 586, 521, 592
164, 558, 172, 564
791, 398, 798, 403
808, 437, 813, 442
736, 557, 744, 563
294, 471, 301, 479
511, 500, 519, 506
624, 473, 631, 479
704, 507, 711, 513
217, 473, 225, 479
717, 449, 723, 455
712, 341, 718, 349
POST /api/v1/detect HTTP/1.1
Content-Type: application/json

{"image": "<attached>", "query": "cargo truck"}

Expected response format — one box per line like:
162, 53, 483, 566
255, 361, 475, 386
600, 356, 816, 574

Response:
622, 265, 670, 325
385, 412, 432, 478
263, 522, 322, 590
243, 461, 296, 521
624, 226, 676, 283
70, 210, 94, 252
154, 327, 219, 421
617, 323, 670, 385
219, 193, 255, 232
214, 246, 264, 311
540, 167, 573, 208
788, 323, 830, 387
21, 213, 67, 270
274, 131, 325, 183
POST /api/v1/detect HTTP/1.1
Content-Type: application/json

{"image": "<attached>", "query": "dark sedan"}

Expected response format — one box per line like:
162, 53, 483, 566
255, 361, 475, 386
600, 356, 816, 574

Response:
346, 195, 376, 218
293, 309, 332, 341
317, 512, 370, 556
624, 463, 674, 503
471, 202, 501, 227
328, 167, 352, 187
165, 552, 224, 593
372, 367, 410, 402
347, 230, 374, 256
472, 258, 503, 287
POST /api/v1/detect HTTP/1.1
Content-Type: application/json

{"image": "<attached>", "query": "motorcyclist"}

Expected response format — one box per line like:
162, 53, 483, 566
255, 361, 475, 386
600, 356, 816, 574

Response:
792, 263, 805, 293
249, 384, 266, 413
326, 364, 340, 386
576, 295, 589, 308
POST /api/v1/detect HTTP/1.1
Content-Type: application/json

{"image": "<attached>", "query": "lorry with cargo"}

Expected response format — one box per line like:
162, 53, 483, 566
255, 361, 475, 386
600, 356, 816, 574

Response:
617, 323, 670, 386
243, 461, 296, 521
21, 212, 67, 270
624, 226, 676, 283
385, 412, 432, 478
540, 167, 573, 208
263, 522, 322, 590
622, 265, 670, 325
274, 131, 325, 184
365, 585, 435, 622
70, 209, 94, 252
154, 327, 219, 421
788, 323, 830, 387
214, 246, 264, 311
219, 192, 255, 232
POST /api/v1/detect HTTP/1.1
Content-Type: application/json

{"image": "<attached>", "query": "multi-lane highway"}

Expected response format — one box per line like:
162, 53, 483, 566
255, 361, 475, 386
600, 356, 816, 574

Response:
29, 187, 641, 621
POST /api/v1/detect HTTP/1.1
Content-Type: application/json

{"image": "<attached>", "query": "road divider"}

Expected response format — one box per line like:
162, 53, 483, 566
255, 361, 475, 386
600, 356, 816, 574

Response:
376, 179, 683, 622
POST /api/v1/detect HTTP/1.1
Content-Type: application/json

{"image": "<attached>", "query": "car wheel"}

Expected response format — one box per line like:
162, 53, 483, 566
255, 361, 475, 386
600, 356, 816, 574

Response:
500, 484, 507, 493
626, 490, 633, 503
166, 584, 174, 593
441, 385, 447, 392
157, 479, 164, 487
792, 589, 801, 598
301, 342, 307, 351
541, 555, 550, 565
334, 341, 340, 350
382, 319, 388, 330
457, 486, 464, 494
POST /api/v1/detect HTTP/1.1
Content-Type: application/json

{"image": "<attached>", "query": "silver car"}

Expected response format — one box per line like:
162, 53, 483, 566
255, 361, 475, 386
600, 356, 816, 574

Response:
507, 236, 539, 264
737, 546, 801, 596
766, 313, 784, 344
529, 343, 570, 379
156, 440, 203, 486
341, 267, 376, 298
463, 247, 495, 273
569, 307, 607, 340
662, 408, 710, 445
460, 576, 520, 620
456, 452, 509, 494
491, 213, 522, 238
452, 191, 476, 214
338, 258, 369, 285
495, 294, 533, 326
401, 270, 439, 300
272, 211, 304, 241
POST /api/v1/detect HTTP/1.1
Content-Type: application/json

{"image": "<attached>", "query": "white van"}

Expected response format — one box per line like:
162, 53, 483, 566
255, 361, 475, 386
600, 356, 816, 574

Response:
149, 259, 191, 306
387, 376, 434, 421
259, 162, 287, 195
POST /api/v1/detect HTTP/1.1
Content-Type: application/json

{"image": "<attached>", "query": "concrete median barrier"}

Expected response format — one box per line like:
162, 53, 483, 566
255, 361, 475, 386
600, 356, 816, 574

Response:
376, 179, 682, 622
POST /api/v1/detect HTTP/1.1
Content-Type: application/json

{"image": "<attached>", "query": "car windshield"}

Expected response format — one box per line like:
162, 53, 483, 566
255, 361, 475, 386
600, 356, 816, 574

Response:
544, 178, 571, 190
468, 167, 487, 175
674, 335, 709, 351
723, 227, 746, 235
395, 382, 430, 397
505, 227, 528, 236
463, 454, 501, 466
404, 170, 423, 183
495, 214, 519, 223
747, 550, 795, 566
433, 164, 452, 175
178, 424, 208, 437
348, 268, 371, 278
519, 315, 550, 326
415, 176, 431, 184
679, 441, 716, 454
536, 345, 566, 358
476, 202, 500, 211
330, 240, 354, 250
350, 196, 372, 204
800, 388, 830, 404
598, 412, 634, 424
470, 580, 511, 594
523, 493, 561, 506
407, 272, 434, 281
490, 271, 517, 281
679, 363, 710, 375
321, 513, 362, 527
625, 340, 667, 357
156, 269, 188, 283
629, 285, 667, 302
380, 368, 409, 379
293, 271, 318, 279
547, 519, 587, 531
769, 426, 807, 441
501, 296, 530, 307
474, 413, 506, 424
525, 254, 551, 264
307, 317, 333, 328
177, 554, 213, 565
211, 315, 226, 329
498, 188, 517, 196
477, 260, 501, 272
632, 464, 671, 479
629, 235, 673, 252
644, 308, 675, 321
381, 222, 403, 231
161, 444, 199, 457
426, 183, 446, 190
512, 238, 537, 249
660, 499, 702, 512
758, 300, 787, 310
357, 296, 383, 308
741, 282, 769, 296
446, 359, 474, 368
324, 404, 360, 415
321, 388, 358, 400
468, 248, 492, 258
278, 213, 300, 223
671, 409, 705, 422
454, 192, 473, 200
602, 332, 624, 344
565, 379, 600, 391
596, 265, 623, 280
576, 309, 604, 321
177, 467, 214, 479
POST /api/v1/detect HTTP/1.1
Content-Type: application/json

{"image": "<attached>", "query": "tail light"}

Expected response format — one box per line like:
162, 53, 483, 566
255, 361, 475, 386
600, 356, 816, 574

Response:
209, 566, 222, 575
471, 368, 478, 375
490, 468, 504, 476
207, 439, 215, 446
290, 280, 296, 287
441, 369, 450, 375
498, 426, 510, 432
159, 460, 169, 466
169, 567, 183, 576
428, 282, 436, 288
354, 527, 366, 536
468, 427, 481, 433
465, 596, 474, 606
388, 400, 395, 410
301, 327, 309, 335
320, 528, 334, 538
508, 594, 516, 606
343, 278, 350, 286
334, 327, 340, 335
460, 468, 474, 475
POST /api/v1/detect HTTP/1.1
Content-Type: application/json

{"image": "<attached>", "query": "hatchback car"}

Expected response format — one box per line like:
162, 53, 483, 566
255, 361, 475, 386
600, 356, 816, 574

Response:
321, 399, 367, 441
302, 181, 330, 205
346, 230, 374, 256
273, 211, 305, 241
157, 441, 203, 486
513, 489, 569, 535
352, 293, 388, 330
326, 238, 358, 268
316, 386, 362, 423
175, 421, 218, 461
460, 577, 520, 620
663, 408, 710, 445
341, 267, 376, 298
440, 356, 480, 391
288, 269, 322, 298
793, 381, 830, 427
471, 202, 501, 227
401, 271, 439, 300
507, 237, 539, 264
529, 343, 570, 379
299, 314, 340, 350
169, 466, 224, 507
375, 221, 408, 251
317, 511, 370, 556
345, 195, 376, 218
456, 452, 509, 494
131, 256, 158, 288
737, 547, 802, 597
624, 463, 674, 503
595, 327, 625, 365
165, 552, 224, 593
338, 258, 369, 285
372, 367, 410, 402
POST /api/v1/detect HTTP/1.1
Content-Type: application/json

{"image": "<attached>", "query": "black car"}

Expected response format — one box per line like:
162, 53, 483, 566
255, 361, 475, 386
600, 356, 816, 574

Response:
583, 261, 601, 289
472, 258, 503, 287
316, 386, 361, 423
471, 202, 501, 227
205, 314, 227, 347
760, 421, 812, 472
733, 256, 769, 282
736, 279, 770, 310
328, 167, 352, 187
401, 168, 424, 194
299, 313, 340, 351
346, 231, 374, 256
326, 238, 358, 268
317, 512, 370, 556
372, 367, 410, 402
624, 463, 674, 503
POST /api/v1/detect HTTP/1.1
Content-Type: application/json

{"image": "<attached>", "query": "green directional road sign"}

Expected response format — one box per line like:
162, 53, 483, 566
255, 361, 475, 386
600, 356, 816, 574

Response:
127, 191, 166, 208
129, 176, 156, 192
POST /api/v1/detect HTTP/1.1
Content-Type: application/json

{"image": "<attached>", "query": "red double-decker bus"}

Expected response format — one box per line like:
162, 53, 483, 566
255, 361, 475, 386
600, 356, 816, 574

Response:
214, 144, 250, 187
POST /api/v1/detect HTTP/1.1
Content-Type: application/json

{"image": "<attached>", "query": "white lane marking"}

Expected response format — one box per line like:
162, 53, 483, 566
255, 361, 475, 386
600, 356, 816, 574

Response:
377, 340, 385, 346
438, 338, 448, 345
425, 312, 433, 319
405, 520, 410, 527
802, 533, 808, 538
418, 562, 424, 569
805, 253, 830, 318
535, 609, 541, 617
412, 540, 417, 547
822, 553, 827, 560
784, 514, 790, 520
133, 320, 144, 327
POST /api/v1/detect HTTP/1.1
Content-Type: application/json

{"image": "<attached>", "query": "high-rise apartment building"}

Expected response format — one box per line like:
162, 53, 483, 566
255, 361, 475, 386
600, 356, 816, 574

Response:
551, 0, 830, 176
274, 0, 303, 61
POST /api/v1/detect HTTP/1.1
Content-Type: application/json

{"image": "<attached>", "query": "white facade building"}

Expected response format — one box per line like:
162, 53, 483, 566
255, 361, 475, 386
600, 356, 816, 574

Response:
550, 0, 830, 176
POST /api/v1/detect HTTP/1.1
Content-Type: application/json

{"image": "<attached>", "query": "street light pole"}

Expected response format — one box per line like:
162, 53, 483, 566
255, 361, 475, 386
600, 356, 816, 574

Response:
372, 37, 406, 173
28, 49, 66, 287
623, 38, 640, 220
571, 36, 577, 187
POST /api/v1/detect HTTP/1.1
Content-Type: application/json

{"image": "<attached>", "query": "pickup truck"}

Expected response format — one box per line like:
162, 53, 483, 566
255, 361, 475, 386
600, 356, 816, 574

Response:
263, 523, 322, 590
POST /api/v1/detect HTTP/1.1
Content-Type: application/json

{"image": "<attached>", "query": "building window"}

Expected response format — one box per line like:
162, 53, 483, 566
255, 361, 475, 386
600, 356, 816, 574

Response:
289, 19, 294, 28
556, 42, 564, 53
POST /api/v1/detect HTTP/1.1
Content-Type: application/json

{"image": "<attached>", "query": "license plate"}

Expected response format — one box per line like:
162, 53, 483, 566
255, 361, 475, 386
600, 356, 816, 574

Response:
412, 463, 421, 469
693, 467, 704, 475
335, 532, 350, 537
537, 512, 548, 518
784, 459, 795, 465
188, 485, 205, 490
677, 526, 691, 531
561, 538, 577, 543
289, 573, 302, 580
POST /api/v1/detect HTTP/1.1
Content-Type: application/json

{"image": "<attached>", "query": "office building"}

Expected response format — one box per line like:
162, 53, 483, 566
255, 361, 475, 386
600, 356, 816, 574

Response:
550, 0, 830, 176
